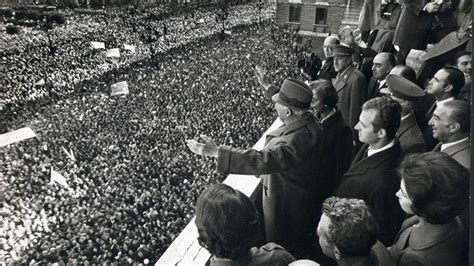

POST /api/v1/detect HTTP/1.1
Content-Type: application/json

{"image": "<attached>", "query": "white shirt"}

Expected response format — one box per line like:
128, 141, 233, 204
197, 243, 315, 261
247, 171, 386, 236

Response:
441, 137, 469, 151
368, 140, 396, 157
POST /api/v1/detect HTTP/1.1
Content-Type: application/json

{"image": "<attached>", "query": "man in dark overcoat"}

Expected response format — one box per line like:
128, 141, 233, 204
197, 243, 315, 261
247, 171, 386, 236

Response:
335, 97, 404, 247
332, 45, 368, 141
187, 78, 323, 257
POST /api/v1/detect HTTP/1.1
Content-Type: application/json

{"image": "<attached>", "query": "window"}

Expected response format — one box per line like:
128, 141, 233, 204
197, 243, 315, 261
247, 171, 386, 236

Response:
289, 5, 301, 23
315, 7, 328, 25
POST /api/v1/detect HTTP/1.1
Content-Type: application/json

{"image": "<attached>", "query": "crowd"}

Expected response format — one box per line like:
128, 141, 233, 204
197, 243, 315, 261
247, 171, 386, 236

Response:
1, 3, 275, 109
1, 4, 301, 264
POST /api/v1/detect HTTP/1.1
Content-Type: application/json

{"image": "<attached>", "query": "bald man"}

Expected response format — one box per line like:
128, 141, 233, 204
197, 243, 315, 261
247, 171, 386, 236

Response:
367, 52, 396, 99
318, 36, 340, 81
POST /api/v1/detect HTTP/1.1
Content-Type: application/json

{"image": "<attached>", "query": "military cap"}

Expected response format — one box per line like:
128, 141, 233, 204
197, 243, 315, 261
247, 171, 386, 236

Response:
330, 45, 355, 57
272, 78, 313, 110
386, 74, 425, 102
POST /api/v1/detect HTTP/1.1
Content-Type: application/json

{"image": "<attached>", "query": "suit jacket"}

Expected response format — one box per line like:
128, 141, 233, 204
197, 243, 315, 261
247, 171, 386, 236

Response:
413, 94, 438, 150
389, 216, 465, 266
318, 57, 338, 81
393, 0, 432, 49
367, 78, 390, 99
217, 113, 323, 254
334, 65, 368, 140
209, 243, 295, 266
434, 137, 470, 170
397, 113, 426, 156
336, 142, 403, 246
317, 110, 353, 195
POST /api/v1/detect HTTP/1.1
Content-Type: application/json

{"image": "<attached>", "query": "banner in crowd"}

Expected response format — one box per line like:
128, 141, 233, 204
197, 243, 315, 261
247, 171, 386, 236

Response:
35, 78, 45, 86
90, 41, 105, 49
224, 30, 232, 35
50, 168, 69, 188
0, 127, 36, 147
105, 48, 121, 58
123, 44, 136, 53
111, 81, 129, 96
197, 18, 205, 24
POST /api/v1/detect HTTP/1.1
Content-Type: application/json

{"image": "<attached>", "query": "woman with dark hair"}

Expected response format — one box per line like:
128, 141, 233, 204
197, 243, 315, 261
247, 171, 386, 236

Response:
390, 152, 469, 266
195, 184, 295, 266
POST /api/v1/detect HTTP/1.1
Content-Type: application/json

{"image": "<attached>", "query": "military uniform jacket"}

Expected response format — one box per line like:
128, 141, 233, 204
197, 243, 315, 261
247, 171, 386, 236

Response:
397, 113, 426, 156
336, 142, 403, 246
334, 65, 368, 140
217, 113, 322, 253
389, 216, 465, 266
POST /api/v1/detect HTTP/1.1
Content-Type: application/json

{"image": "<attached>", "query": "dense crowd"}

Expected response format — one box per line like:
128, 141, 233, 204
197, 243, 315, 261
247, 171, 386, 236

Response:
1, 3, 275, 108
1, 5, 301, 264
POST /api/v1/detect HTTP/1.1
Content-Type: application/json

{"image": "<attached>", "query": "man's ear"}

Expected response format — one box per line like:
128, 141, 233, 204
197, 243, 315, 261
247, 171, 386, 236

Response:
285, 107, 292, 117
377, 128, 387, 139
444, 83, 454, 93
449, 121, 461, 133
334, 246, 342, 260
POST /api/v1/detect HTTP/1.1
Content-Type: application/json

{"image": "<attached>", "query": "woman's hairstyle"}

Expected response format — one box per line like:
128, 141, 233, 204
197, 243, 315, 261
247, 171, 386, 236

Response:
309, 80, 339, 109
398, 152, 469, 224
195, 184, 259, 259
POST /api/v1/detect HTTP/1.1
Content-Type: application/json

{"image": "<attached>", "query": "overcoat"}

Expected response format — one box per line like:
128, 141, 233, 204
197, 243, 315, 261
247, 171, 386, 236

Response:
389, 216, 465, 266
335, 143, 403, 246
333, 65, 368, 140
393, 0, 431, 50
397, 113, 426, 156
216, 113, 323, 254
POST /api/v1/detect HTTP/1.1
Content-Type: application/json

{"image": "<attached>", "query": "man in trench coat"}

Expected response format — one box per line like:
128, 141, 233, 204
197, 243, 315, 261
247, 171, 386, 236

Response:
187, 78, 323, 257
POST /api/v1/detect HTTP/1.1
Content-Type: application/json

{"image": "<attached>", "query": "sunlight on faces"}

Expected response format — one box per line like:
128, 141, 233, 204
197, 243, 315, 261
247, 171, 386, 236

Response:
333, 56, 352, 72
372, 54, 392, 81
317, 214, 336, 259
426, 69, 450, 96
396, 179, 414, 215
354, 109, 381, 145
428, 104, 455, 142
455, 54, 471, 81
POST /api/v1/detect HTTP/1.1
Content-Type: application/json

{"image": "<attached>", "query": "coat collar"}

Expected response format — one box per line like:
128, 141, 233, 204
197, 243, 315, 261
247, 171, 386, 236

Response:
320, 109, 344, 128
267, 114, 315, 137
397, 216, 462, 251
334, 65, 356, 92
439, 138, 470, 156
348, 142, 400, 174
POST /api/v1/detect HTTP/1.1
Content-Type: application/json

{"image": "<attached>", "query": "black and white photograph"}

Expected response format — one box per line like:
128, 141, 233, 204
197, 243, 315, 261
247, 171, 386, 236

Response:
0, 0, 471, 264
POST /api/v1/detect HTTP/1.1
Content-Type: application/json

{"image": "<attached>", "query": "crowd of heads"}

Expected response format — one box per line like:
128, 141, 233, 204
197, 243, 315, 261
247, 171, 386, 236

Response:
1, 3, 302, 264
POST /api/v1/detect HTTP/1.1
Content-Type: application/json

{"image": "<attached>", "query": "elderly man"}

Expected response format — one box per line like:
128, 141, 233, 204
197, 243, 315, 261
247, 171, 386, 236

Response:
336, 97, 403, 246
187, 78, 322, 256
386, 74, 427, 156
317, 197, 395, 266
332, 45, 368, 141
417, 66, 465, 150
318, 36, 340, 81
367, 52, 396, 99
429, 100, 470, 171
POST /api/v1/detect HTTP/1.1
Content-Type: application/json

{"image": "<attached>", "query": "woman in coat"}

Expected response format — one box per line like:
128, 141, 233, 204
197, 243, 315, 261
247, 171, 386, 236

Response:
389, 152, 469, 266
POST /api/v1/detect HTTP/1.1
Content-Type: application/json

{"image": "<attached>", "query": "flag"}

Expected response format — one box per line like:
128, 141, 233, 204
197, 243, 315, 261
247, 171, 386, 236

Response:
111, 81, 129, 96
90, 41, 105, 49
0, 127, 36, 147
105, 48, 120, 58
123, 44, 136, 53
50, 168, 69, 188
62, 146, 76, 161
35, 78, 45, 86
224, 30, 232, 35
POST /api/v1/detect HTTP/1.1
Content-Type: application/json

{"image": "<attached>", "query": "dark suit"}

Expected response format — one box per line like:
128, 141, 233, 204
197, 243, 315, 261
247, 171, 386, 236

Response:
334, 65, 368, 140
317, 110, 353, 195
367, 78, 389, 99
389, 216, 465, 266
336, 142, 403, 246
434, 137, 470, 171
397, 113, 426, 156
318, 57, 337, 81
413, 94, 438, 150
